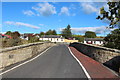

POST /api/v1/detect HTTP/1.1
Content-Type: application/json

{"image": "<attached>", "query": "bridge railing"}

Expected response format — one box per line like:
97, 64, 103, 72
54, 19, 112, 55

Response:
0, 42, 55, 70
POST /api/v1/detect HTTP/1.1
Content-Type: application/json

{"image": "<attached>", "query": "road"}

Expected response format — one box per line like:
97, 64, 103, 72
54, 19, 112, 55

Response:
2, 44, 88, 78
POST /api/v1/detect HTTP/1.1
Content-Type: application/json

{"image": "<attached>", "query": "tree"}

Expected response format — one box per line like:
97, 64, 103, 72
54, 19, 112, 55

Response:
73, 35, 84, 42
96, 1, 120, 28
45, 29, 53, 35
104, 29, 120, 50
12, 31, 20, 39
45, 29, 57, 35
40, 32, 45, 37
61, 24, 72, 39
96, 1, 120, 50
5, 31, 12, 36
85, 31, 96, 38
52, 30, 57, 35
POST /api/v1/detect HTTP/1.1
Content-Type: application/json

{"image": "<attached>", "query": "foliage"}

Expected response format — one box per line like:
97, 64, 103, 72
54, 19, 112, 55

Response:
96, 1, 120, 28
28, 36, 39, 43
85, 31, 96, 38
44, 29, 57, 35
2, 38, 23, 47
96, 36, 105, 38
39, 32, 45, 37
5, 31, 20, 39
73, 35, 84, 42
104, 29, 120, 50
3, 31, 29, 47
52, 30, 57, 35
61, 24, 72, 39
12, 31, 20, 39
5, 31, 12, 36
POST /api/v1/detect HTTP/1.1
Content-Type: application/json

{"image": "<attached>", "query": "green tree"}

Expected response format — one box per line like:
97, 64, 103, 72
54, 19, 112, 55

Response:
73, 35, 84, 42
52, 30, 57, 35
45, 29, 57, 35
28, 36, 39, 43
61, 24, 72, 39
40, 32, 45, 37
104, 29, 120, 50
45, 29, 53, 35
96, 1, 120, 28
5, 31, 12, 36
85, 31, 96, 38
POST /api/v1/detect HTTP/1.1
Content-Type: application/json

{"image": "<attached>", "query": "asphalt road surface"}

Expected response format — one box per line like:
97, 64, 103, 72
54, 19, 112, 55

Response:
2, 44, 88, 78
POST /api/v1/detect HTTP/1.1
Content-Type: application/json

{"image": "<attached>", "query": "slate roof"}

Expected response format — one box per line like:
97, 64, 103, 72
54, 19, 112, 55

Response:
85, 38, 104, 41
41, 35, 63, 38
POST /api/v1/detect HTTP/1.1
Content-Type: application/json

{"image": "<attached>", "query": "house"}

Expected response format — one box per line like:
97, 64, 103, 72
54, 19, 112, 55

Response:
39, 35, 64, 42
20, 33, 34, 40
0, 34, 12, 39
84, 38, 104, 45
34, 34, 40, 38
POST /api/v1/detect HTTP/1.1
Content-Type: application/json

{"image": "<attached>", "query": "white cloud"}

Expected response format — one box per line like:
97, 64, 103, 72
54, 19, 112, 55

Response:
81, 2, 98, 14
23, 10, 35, 16
39, 24, 44, 26
59, 7, 70, 16
81, 2, 109, 15
1, 32, 6, 34
32, 2, 56, 16
71, 26, 111, 34
5, 21, 40, 29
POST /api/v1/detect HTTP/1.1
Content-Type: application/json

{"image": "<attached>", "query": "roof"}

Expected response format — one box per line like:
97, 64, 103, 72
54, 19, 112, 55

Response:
85, 38, 104, 41
0, 34, 12, 39
41, 35, 62, 38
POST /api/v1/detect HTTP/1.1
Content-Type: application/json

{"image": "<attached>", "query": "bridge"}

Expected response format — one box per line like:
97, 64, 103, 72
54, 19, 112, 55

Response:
0, 42, 119, 79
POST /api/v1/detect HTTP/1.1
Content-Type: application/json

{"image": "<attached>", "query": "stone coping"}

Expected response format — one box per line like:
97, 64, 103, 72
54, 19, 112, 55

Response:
0, 42, 46, 53
74, 42, 120, 53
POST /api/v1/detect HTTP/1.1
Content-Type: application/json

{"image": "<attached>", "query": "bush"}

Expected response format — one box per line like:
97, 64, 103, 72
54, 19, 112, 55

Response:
28, 36, 39, 43
2, 38, 28, 48
104, 29, 120, 50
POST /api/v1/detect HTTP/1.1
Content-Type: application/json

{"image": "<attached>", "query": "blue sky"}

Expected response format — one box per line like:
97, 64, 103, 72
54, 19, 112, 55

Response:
2, 2, 112, 36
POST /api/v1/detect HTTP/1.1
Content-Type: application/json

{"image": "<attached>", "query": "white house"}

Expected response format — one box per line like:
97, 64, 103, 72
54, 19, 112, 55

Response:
39, 35, 64, 42
20, 33, 34, 40
84, 38, 104, 45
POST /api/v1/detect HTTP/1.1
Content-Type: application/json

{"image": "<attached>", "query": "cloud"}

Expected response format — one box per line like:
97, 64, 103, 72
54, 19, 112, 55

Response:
59, 7, 70, 16
71, 26, 111, 34
23, 10, 35, 16
80, 2, 108, 15
39, 24, 44, 26
81, 2, 98, 14
32, 2, 56, 16
5, 21, 40, 29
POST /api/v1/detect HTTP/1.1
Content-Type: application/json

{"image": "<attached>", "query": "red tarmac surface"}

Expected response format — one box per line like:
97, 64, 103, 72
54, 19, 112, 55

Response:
69, 46, 120, 79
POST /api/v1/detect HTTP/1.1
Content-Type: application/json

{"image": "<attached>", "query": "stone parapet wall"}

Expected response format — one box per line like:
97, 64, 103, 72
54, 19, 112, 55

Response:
70, 42, 120, 73
0, 42, 55, 69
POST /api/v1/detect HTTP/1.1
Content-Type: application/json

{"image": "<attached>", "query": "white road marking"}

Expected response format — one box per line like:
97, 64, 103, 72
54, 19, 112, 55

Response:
68, 46, 92, 80
0, 46, 52, 75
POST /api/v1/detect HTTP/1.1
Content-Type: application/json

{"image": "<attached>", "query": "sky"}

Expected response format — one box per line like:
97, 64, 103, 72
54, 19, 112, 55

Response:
2, 2, 113, 36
